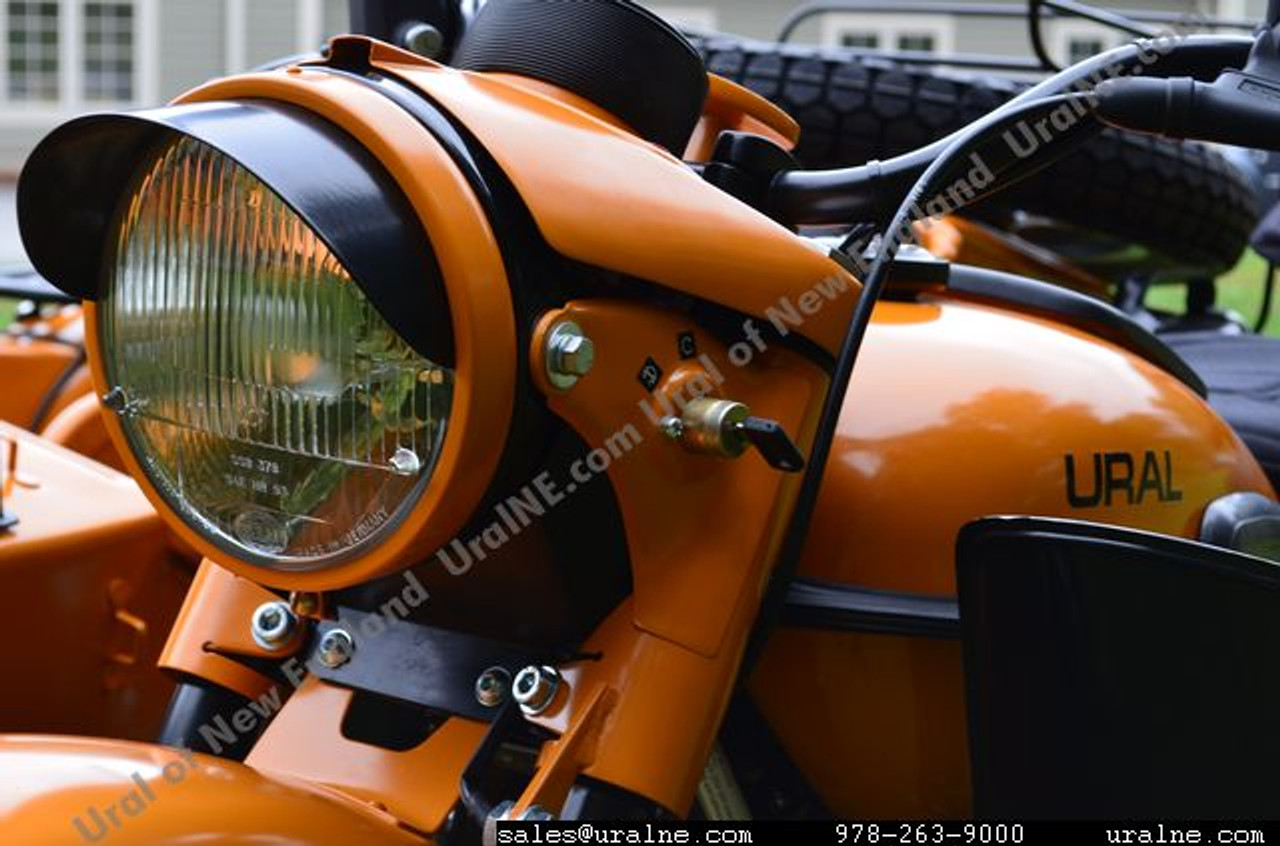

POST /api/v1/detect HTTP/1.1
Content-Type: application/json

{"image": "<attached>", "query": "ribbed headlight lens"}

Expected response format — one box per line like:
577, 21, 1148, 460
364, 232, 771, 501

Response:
100, 135, 453, 569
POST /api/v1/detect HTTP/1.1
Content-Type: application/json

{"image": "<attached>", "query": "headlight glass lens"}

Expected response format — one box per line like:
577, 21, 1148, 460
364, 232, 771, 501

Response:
101, 135, 453, 569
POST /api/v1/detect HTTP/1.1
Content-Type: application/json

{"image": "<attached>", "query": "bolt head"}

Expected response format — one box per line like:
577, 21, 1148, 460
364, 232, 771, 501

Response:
545, 322, 595, 389
659, 416, 685, 441
101, 387, 127, 412
317, 628, 355, 669
512, 665, 561, 715
251, 601, 298, 651
475, 666, 511, 708
554, 334, 595, 376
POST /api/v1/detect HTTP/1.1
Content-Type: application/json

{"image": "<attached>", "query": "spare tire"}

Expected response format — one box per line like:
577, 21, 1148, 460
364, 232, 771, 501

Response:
693, 34, 1258, 277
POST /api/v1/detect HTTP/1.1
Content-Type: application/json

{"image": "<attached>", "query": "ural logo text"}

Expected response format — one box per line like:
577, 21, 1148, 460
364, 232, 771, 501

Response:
1065, 450, 1183, 508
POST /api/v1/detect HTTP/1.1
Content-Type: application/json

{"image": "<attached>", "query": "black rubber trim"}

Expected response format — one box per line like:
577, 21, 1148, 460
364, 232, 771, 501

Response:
0, 267, 75, 304
452, 0, 708, 155
781, 577, 960, 639
17, 100, 454, 365
943, 264, 1208, 398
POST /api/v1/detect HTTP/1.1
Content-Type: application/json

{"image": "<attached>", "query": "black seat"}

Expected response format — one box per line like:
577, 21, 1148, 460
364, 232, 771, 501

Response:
1162, 330, 1280, 489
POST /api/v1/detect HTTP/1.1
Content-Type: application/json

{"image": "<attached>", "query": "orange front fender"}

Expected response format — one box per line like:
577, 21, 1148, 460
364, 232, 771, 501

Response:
0, 735, 428, 845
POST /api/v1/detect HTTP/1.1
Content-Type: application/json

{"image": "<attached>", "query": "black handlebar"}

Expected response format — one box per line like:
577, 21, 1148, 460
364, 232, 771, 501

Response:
767, 35, 1255, 227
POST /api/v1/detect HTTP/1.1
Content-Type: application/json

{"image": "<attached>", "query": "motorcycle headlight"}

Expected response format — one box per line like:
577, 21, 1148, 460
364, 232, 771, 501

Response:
102, 134, 451, 568
17, 79, 517, 588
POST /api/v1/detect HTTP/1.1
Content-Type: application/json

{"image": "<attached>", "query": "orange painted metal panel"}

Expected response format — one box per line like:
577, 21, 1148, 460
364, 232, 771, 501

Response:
0, 424, 190, 740
0, 735, 425, 844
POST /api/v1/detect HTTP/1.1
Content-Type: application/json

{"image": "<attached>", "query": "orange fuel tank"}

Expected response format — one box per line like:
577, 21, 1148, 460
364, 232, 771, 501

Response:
750, 294, 1274, 819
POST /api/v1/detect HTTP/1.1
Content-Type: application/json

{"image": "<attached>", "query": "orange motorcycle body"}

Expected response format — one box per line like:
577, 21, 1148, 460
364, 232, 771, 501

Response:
751, 293, 1272, 818
0, 424, 190, 740
1, 40, 1275, 833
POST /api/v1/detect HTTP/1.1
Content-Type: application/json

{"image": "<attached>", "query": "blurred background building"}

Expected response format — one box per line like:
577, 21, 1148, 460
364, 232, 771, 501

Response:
0, 0, 1265, 246
0, 0, 1267, 174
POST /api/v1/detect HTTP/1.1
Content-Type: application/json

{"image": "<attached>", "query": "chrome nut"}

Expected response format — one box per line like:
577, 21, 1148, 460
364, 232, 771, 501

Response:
545, 321, 595, 389
512, 665, 561, 715
316, 628, 355, 669
250, 601, 298, 651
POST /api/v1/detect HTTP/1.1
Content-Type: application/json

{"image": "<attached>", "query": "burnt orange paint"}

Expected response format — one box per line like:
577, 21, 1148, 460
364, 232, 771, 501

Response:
514, 299, 826, 814
686, 74, 801, 162
751, 629, 972, 818
0, 337, 80, 429
749, 296, 1273, 818
0, 735, 425, 844
534, 300, 827, 656
918, 217, 1109, 298
247, 677, 486, 835
0, 423, 190, 740
39, 390, 121, 470
370, 52, 860, 357
802, 296, 1270, 596
511, 684, 615, 819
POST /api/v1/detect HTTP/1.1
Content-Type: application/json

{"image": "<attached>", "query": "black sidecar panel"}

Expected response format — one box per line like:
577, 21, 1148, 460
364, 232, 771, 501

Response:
958, 516, 1280, 819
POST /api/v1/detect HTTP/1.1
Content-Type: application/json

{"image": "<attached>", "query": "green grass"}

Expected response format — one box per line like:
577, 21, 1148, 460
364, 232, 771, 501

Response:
0, 297, 13, 327
1146, 250, 1280, 335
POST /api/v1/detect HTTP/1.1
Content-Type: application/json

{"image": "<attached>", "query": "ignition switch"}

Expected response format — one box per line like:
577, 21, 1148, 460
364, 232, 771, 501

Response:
660, 397, 805, 472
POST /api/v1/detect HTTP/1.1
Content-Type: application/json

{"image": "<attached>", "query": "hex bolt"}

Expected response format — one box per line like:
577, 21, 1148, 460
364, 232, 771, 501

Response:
101, 387, 127, 412
475, 666, 511, 708
317, 628, 355, 669
512, 665, 561, 715
658, 416, 685, 442
250, 601, 299, 651
544, 321, 595, 390
519, 806, 556, 821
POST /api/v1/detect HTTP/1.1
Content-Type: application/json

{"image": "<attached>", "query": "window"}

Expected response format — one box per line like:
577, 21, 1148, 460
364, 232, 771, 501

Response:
84, 2, 133, 101
7, 1, 58, 101
1054, 22, 1119, 67
1067, 36, 1104, 63
0, 0, 153, 114
840, 32, 880, 49
897, 33, 937, 53
822, 13, 954, 55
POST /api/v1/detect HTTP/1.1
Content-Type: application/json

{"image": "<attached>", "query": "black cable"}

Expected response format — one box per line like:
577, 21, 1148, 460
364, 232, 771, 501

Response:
1041, 0, 1157, 39
769, 35, 1255, 227
1028, 0, 1059, 71
29, 345, 86, 432
1256, 261, 1277, 333
744, 93, 1094, 672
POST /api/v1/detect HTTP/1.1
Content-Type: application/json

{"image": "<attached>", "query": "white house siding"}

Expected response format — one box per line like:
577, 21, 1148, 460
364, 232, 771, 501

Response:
158, 0, 223, 99
245, 0, 297, 68
0, 0, 1271, 177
